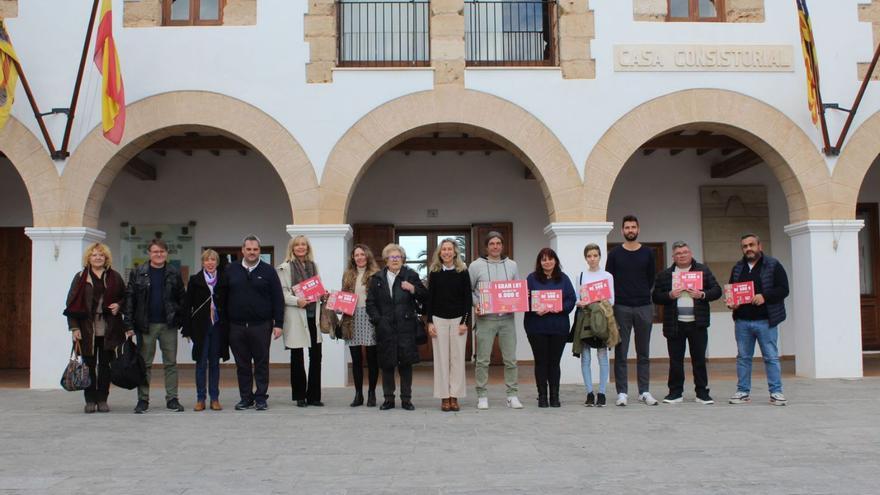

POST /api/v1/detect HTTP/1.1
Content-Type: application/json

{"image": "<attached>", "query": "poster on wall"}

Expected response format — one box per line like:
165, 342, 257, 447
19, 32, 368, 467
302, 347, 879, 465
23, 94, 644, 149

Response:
120, 223, 196, 282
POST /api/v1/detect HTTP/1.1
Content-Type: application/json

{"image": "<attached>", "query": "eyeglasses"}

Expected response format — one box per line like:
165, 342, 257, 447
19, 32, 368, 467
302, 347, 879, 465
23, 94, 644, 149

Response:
386, 255, 402, 261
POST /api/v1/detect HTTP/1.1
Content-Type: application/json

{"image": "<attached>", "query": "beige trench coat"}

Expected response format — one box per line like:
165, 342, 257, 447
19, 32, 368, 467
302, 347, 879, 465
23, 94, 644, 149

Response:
276, 261, 322, 349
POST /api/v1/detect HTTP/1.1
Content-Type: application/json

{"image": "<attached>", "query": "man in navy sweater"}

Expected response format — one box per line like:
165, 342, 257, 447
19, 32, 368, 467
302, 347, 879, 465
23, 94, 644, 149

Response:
605, 215, 658, 407
221, 235, 284, 411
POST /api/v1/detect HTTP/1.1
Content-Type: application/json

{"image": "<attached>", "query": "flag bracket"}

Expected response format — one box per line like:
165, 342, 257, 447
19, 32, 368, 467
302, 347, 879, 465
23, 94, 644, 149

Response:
823, 103, 852, 114
39, 108, 70, 118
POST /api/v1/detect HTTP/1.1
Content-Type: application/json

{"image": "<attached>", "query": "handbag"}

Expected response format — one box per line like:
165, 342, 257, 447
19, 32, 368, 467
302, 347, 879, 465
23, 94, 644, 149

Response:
319, 302, 340, 339
110, 337, 147, 390
60, 341, 91, 391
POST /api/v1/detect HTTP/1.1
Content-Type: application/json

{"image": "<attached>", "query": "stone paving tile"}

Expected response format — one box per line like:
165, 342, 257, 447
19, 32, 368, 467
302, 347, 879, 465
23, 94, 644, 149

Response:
1, 378, 879, 494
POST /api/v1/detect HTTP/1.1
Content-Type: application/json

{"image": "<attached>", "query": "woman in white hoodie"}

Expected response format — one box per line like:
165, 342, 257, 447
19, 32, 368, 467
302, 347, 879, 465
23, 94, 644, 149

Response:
576, 243, 615, 407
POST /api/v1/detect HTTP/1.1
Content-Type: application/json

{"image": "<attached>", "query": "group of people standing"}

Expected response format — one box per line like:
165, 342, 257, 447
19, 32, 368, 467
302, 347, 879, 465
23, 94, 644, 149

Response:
64, 215, 790, 413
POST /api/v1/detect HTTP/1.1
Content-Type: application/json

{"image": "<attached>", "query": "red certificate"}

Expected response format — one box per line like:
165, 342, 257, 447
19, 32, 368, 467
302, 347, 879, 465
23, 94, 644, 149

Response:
673, 271, 703, 291
580, 280, 611, 304
326, 291, 358, 316
292, 276, 326, 303
531, 290, 563, 312
724, 281, 755, 306
480, 280, 529, 314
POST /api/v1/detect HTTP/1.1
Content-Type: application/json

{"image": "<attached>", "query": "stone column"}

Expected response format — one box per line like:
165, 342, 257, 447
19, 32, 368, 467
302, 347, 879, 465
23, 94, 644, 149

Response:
784, 220, 865, 378
544, 222, 614, 385
431, 0, 465, 87
286, 224, 353, 388
25, 227, 106, 389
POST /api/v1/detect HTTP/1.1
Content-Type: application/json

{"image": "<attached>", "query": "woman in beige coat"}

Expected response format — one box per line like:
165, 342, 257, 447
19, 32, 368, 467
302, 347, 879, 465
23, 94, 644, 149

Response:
276, 235, 326, 407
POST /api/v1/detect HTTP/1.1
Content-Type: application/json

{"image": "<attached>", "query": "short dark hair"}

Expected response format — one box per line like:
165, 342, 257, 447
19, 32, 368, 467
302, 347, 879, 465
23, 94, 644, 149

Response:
740, 233, 761, 243
242, 234, 262, 247
622, 215, 639, 226
484, 231, 504, 247
534, 247, 562, 282
672, 241, 689, 251
583, 243, 601, 258
148, 239, 168, 252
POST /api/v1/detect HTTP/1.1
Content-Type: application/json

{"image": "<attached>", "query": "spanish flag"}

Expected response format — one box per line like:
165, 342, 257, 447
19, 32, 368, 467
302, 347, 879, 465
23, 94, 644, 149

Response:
93, 0, 125, 144
796, 0, 820, 126
0, 19, 19, 131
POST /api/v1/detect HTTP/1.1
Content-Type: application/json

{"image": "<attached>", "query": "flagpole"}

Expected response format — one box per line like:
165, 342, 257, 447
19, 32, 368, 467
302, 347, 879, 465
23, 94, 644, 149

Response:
834, 40, 880, 153
9, 57, 58, 156
57, 0, 101, 159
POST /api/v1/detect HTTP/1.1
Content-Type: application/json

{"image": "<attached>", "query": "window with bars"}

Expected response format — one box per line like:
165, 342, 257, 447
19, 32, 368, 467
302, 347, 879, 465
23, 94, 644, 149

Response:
162, 0, 225, 26
336, 0, 430, 67
465, 0, 558, 66
667, 0, 725, 22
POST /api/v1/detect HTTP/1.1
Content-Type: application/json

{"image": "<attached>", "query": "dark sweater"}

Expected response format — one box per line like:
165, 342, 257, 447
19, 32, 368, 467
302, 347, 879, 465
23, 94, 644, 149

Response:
148, 265, 165, 323
223, 261, 284, 327
426, 268, 472, 324
605, 245, 655, 307
729, 255, 789, 324
523, 272, 577, 336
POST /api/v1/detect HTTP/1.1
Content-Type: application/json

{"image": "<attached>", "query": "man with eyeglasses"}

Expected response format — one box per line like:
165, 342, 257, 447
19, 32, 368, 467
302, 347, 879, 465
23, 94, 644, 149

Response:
651, 241, 722, 405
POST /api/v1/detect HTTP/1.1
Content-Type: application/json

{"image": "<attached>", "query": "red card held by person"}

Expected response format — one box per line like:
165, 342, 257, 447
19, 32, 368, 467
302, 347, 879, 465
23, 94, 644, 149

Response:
580, 279, 612, 304
481, 280, 529, 314
292, 276, 326, 303
672, 271, 703, 291
724, 281, 755, 306
326, 291, 358, 316
531, 290, 563, 312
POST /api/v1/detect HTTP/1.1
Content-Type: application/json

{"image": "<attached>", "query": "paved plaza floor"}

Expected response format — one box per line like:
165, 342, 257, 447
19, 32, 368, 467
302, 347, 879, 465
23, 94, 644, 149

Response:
1, 373, 878, 494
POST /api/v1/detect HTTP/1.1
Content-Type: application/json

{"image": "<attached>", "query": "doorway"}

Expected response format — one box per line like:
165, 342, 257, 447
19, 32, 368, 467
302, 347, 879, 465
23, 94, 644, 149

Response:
858, 203, 880, 350
0, 228, 31, 371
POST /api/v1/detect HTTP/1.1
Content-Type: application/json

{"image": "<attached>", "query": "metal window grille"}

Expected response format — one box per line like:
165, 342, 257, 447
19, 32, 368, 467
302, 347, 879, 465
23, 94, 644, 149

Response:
337, 1, 430, 67
465, 0, 558, 66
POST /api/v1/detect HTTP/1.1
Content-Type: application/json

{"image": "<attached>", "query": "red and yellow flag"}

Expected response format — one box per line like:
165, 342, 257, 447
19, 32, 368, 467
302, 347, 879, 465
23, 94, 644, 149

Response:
0, 19, 20, 131
93, 0, 125, 144
797, 0, 820, 127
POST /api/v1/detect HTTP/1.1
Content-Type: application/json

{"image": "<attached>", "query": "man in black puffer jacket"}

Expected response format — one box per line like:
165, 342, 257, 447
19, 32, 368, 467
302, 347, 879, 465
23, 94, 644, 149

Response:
652, 241, 722, 405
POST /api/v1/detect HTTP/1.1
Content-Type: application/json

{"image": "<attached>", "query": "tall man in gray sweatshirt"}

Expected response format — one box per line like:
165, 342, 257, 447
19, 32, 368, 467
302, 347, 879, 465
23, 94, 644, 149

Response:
469, 231, 523, 409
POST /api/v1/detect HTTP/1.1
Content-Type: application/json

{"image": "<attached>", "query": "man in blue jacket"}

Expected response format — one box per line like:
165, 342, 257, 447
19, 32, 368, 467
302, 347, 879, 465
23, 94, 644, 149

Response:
221, 235, 284, 411
727, 234, 790, 406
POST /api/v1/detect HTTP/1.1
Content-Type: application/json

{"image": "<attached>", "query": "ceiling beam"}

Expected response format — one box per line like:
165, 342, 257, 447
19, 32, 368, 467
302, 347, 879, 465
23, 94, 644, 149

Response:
391, 137, 504, 152
711, 150, 763, 178
642, 134, 744, 150
148, 135, 248, 152
124, 157, 157, 181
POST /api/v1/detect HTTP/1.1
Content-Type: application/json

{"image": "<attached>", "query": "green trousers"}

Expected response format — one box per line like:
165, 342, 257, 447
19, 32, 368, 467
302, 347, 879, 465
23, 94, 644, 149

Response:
474, 316, 518, 398
137, 323, 179, 402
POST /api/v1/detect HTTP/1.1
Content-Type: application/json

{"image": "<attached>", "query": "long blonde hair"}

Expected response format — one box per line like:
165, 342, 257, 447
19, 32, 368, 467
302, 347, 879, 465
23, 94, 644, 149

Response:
429, 238, 467, 273
285, 235, 314, 263
342, 244, 380, 290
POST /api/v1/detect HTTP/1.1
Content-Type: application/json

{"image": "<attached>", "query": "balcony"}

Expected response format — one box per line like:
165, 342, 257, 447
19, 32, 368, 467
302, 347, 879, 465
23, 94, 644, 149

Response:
337, 1, 430, 67
465, 0, 558, 67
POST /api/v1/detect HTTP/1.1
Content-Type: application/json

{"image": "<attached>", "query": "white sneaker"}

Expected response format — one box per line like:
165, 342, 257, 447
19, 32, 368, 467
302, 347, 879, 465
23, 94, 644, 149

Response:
769, 392, 787, 406
477, 397, 489, 410
506, 396, 523, 409
639, 392, 659, 406
615, 393, 628, 407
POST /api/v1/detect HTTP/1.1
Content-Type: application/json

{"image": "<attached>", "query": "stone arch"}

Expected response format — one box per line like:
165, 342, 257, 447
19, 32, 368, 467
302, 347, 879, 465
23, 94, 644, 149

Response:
582, 89, 833, 222
0, 117, 63, 226
62, 91, 319, 228
318, 89, 583, 224
833, 110, 880, 219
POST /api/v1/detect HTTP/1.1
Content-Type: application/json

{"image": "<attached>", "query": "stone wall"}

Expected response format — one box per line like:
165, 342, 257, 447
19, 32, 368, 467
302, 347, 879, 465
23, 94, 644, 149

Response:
431, 0, 465, 87
633, 0, 764, 23
123, 0, 256, 28
0, 0, 17, 18
304, 0, 335, 84
859, 0, 880, 81
559, 0, 596, 79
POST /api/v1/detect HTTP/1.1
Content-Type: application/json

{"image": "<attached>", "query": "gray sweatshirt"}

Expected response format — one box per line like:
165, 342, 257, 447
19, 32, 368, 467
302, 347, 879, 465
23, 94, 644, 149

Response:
468, 256, 519, 320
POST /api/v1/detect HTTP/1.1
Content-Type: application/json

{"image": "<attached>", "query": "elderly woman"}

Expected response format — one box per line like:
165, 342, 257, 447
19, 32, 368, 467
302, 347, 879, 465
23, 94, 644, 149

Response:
64, 242, 131, 413
366, 243, 427, 411
277, 235, 327, 407
340, 244, 381, 407
182, 249, 230, 411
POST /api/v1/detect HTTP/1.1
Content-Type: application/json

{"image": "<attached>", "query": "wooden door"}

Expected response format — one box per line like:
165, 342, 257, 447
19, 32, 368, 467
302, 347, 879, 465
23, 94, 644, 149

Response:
353, 224, 395, 268
470, 223, 514, 365
0, 228, 31, 369
858, 203, 880, 350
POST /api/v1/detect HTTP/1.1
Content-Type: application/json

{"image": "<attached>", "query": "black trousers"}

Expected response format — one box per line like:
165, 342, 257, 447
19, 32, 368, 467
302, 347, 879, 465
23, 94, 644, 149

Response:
526, 333, 567, 396
83, 336, 111, 404
382, 364, 413, 400
350, 345, 378, 394
666, 321, 709, 397
290, 317, 322, 401
229, 321, 272, 402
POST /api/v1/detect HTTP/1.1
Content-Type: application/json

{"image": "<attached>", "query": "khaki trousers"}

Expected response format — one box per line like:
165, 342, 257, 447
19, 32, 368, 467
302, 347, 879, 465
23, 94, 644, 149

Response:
431, 317, 468, 399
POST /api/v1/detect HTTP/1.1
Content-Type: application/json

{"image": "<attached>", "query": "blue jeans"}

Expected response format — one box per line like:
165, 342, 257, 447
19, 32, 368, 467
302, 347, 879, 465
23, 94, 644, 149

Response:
581, 347, 609, 394
196, 322, 221, 402
734, 319, 783, 394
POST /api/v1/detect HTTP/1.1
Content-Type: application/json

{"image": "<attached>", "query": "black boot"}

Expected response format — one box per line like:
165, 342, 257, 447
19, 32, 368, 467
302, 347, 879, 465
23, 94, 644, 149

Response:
549, 384, 561, 408
537, 384, 549, 408
350, 390, 364, 407
366, 390, 377, 407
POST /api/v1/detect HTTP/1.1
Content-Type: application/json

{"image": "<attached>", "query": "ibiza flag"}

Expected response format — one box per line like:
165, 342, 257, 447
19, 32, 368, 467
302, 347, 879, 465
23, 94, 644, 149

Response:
796, 0, 820, 126
93, 0, 125, 144
0, 19, 19, 131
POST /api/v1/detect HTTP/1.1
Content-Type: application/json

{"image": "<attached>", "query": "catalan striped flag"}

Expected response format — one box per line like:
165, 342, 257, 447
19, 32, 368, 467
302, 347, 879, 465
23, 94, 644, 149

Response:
0, 19, 19, 131
796, 0, 820, 126
93, 0, 125, 144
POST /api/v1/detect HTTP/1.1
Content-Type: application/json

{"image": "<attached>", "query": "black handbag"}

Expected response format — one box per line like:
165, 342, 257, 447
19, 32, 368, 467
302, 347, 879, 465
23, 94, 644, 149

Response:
110, 337, 147, 390
60, 342, 91, 391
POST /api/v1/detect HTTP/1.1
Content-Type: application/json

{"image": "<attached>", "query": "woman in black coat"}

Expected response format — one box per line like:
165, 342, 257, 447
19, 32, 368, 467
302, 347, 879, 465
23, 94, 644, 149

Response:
181, 249, 230, 411
366, 243, 427, 411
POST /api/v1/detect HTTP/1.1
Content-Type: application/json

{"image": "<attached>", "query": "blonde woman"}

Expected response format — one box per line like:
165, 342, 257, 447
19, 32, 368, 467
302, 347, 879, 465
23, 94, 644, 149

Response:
425, 239, 472, 412
340, 244, 381, 407
64, 243, 131, 413
277, 235, 327, 407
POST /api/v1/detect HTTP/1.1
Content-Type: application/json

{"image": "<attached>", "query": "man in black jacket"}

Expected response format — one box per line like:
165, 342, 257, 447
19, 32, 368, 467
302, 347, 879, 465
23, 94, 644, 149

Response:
652, 241, 722, 404
221, 235, 284, 411
124, 238, 186, 414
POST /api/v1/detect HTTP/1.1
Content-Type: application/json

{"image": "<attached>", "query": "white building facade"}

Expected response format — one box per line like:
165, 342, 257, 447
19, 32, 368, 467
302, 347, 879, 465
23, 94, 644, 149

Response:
1, 0, 878, 389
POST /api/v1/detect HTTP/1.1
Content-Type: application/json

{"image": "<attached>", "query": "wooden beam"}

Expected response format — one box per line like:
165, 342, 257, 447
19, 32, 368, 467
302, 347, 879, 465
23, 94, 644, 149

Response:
695, 131, 713, 155
124, 157, 157, 181
642, 134, 744, 150
148, 135, 248, 152
391, 137, 504, 152
669, 149, 684, 156
711, 150, 763, 178
642, 149, 656, 156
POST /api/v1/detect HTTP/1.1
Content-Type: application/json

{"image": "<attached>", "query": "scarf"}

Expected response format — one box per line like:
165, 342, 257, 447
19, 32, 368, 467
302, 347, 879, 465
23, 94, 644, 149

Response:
204, 269, 218, 325
89, 268, 106, 316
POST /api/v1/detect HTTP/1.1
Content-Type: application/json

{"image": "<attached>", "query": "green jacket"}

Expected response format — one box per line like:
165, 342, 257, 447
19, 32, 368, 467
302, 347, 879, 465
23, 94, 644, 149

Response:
571, 300, 620, 357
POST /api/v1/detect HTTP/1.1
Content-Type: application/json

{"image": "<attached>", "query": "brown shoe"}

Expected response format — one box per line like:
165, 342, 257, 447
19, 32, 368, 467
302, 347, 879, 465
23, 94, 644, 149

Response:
450, 397, 460, 412
194, 400, 206, 412
97, 402, 110, 413
441, 398, 451, 412
210, 400, 222, 411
